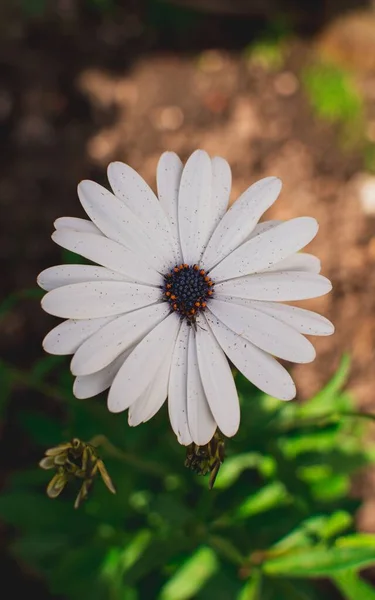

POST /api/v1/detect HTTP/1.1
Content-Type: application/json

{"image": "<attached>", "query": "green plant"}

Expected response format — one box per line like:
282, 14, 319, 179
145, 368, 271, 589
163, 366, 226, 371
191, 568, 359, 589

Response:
1, 348, 375, 599
244, 18, 292, 71
302, 62, 363, 144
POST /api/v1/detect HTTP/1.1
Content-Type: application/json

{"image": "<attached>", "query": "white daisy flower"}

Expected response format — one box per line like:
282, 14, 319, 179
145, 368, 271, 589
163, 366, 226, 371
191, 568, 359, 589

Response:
38, 150, 334, 446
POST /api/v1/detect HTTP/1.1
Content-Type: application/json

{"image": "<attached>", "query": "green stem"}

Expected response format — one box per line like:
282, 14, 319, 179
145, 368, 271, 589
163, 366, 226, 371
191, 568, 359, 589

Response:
6, 364, 71, 402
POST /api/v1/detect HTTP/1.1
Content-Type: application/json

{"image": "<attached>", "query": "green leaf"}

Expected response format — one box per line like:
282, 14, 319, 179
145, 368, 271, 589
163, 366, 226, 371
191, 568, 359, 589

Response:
102, 530, 152, 579
214, 453, 275, 489
302, 63, 362, 126
237, 571, 262, 600
273, 512, 352, 552
19, 412, 66, 446
236, 482, 289, 519
159, 546, 218, 600
263, 544, 375, 577
309, 473, 350, 502
297, 355, 350, 420
30, 355, 66, 382
335, 534, 375, 549
208, 535, 245, 565
333, 571, 375, 600
318, 511, 352, 540
0, 288, 43, 317
279, 427, 341, 458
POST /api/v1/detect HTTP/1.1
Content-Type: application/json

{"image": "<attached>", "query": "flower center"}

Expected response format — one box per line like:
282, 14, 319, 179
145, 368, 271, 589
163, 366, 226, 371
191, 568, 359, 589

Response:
163, 264, 214, 322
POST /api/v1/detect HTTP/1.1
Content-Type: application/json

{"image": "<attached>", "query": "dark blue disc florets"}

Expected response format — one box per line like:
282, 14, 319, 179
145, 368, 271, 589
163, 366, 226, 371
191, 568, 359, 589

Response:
163, 264, 214, 320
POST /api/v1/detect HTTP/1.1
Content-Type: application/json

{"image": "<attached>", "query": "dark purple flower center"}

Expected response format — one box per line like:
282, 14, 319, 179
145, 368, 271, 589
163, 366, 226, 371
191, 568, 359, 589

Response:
163, 264, 214, 321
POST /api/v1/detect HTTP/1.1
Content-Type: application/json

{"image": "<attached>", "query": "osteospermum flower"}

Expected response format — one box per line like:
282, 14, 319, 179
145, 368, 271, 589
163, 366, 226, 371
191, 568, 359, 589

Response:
38, 150, 334, 446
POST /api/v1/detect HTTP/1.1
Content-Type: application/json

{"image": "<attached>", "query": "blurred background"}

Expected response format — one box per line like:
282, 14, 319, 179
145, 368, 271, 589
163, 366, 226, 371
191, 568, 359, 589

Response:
2, 0, 375, 598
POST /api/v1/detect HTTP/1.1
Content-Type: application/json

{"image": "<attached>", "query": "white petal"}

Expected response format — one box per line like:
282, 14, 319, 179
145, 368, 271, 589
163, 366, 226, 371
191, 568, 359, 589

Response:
215, 271, 332, 302
242, 300, 334, 336
42, 317, 115, 355
54, 216, 103, 236
201, 177, 282, 270
71, 303, 170, 376
265, 253, 321, 274
168, 320, 192, 445
206, 312, 296, 401
208, 298, 316, 364
73, 351, 130, 400
107, 162, 181, 263
196, 324, 240, 437
108, 312, 180, 413
77, 180, 171, 272
128, 339, 174, 426
178, 150, 213, 263
187, 328, 216, 445
208, 156, 231, 237
37, 264, 126, 291
41, 281, 161, 319
52, 229, 162, 286
157, 151, 183, 245
210, 217, 318, 281
248, 220, 281, 240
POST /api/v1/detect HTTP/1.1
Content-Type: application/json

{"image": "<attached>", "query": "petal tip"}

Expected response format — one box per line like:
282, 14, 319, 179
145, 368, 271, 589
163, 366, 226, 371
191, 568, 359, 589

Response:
107, 391, 124, 414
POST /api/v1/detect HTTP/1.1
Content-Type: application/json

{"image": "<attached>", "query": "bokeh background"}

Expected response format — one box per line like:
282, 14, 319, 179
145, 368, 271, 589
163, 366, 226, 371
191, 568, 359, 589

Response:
2, 0, 375, 598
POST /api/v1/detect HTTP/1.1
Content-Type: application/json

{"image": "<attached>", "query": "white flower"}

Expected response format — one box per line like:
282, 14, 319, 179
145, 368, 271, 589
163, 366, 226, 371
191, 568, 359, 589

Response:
38, 150, 334, 446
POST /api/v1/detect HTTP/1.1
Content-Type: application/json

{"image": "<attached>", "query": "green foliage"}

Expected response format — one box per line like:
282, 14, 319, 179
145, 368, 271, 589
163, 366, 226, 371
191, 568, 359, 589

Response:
244, 18, 292, 71
333, 571, 375, 600
302, 62, 363, 143
1, 355, 375, 599
245, 38, 287, 71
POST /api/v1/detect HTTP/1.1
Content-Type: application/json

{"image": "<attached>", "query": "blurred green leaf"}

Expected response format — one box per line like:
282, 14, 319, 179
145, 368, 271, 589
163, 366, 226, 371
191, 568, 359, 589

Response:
214, 453, 275, 489
279, 426, 341, 458
237, 571, 262, 600
263, 543, 375, 577
0, 288, 42, 317
335, 534, 375, 549
297, 355, 351, 420
159, 546, 219, 600
208, 535, 244, 566
120, 530, 153, 571
236, 482, 289, 519
19, 412, 66, 446
302, 63, 362, 133
309, 473, 350, 502
333, 570, 375, 600
30, 355, 66, 382
274, 512, 352, 552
